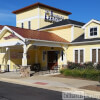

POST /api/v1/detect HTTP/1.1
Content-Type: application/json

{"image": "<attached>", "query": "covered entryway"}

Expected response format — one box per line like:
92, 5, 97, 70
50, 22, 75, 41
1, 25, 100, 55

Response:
47, 51, 58, 70
0, 25, 68, 75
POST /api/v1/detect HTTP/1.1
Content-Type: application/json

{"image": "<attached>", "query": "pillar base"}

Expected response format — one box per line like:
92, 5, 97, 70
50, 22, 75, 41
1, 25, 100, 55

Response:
20, 66, 31, 77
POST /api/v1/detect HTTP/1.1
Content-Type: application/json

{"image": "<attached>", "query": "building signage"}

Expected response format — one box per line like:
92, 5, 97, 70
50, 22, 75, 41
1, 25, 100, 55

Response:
4, 34, 18, 40
45, 10, 64, 23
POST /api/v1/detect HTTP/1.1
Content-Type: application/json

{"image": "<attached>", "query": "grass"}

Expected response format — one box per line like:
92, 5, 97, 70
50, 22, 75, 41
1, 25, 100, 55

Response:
60, 69, 100, 81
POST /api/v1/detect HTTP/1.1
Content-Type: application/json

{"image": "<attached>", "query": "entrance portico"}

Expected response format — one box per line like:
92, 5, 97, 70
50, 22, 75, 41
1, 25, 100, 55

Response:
0, 25, 69, 72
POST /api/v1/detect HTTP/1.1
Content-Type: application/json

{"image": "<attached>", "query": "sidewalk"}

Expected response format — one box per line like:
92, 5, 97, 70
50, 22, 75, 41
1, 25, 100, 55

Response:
0, 72, 100, 99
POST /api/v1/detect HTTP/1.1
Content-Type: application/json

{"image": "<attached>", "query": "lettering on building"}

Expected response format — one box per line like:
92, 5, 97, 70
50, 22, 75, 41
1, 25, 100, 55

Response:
45, 10, 64, 23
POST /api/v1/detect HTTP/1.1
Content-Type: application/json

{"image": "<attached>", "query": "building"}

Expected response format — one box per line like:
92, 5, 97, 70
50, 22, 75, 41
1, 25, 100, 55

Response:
0, 2, 99, 72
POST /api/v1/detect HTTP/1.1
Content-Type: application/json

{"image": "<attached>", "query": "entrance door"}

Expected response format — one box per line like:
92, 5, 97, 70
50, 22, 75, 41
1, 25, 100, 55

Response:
47, 51, 58, 70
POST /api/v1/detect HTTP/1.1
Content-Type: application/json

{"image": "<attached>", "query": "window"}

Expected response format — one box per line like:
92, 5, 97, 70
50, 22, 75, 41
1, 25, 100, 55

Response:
74, 49, 84, 63
91, 48, 100, 63
21, 23, 24, 28
28, 21, 31, 29
61, 51, 64, 61
0, 48, 6, 53
90, 27, 97, 36
42, 51, 46, 61
75, 50, 78, 63
92, 49, 96, 63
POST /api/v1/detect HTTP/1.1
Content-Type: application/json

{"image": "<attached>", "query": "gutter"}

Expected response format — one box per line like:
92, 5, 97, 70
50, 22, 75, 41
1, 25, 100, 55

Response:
25, 38, 69, 45
71, 40, 100, 45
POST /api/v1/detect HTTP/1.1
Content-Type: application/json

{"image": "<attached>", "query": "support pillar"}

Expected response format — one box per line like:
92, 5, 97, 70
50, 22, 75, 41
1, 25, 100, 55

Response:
22, 44, 27, 66
62, 45, 68, 68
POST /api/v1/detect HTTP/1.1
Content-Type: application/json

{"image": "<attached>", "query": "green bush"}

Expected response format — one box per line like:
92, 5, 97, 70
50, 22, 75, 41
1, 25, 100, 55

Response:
96, 63, 100, 70
60, 69, 100, 81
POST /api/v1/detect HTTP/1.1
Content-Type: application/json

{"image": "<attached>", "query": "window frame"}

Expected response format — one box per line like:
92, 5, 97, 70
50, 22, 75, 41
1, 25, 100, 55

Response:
42, 51, 46, 61
74, 48, 85, 63
89, 26, 98, 37
90, 47, 100, 63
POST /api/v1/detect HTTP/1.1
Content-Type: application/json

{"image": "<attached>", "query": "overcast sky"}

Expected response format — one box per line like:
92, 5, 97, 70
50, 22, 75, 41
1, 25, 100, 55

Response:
0, 0, 100, 26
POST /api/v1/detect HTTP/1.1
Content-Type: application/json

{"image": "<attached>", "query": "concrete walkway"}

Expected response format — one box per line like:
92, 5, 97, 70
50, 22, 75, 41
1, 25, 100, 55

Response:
0, 72, 99, 88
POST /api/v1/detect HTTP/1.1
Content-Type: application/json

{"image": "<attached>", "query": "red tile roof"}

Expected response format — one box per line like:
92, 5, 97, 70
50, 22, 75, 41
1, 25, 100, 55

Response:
12, 2, 72, 15
7, 26, 69, 43
0, 25, 4, 30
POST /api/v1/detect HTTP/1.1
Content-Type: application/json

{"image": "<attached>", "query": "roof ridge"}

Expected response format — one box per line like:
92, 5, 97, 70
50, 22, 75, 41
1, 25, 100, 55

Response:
12, 2, 72, 15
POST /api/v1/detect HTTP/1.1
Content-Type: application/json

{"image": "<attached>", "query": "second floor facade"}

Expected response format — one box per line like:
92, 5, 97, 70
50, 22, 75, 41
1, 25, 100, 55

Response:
12, 2, 71, 30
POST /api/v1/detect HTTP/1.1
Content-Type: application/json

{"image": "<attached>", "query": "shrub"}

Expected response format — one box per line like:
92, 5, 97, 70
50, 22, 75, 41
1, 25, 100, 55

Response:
67, 62, 80, 69
96, 63, 100, 70
84, 62, 94, 69
67, 62, 95, 70
60, 69, 100, 81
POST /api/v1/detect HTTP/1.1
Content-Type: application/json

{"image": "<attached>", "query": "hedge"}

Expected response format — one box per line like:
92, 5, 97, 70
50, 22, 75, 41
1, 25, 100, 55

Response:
60, 69, 100, 81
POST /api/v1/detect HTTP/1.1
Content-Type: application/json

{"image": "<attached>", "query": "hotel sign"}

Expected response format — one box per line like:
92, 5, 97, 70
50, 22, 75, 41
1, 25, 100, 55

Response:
45, 10, 64, 23
4, 34, 18, 40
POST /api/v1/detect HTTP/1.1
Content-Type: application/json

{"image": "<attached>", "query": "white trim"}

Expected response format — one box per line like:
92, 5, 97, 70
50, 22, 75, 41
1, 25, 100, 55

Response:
26, 38, 68, 45
73, 48, 85, 63
8, 48, 11, 71
17, 16, 44, 23
33, 41, 62, 47
0, 41, 24, 47
0, 26, 25, 42
90, 47, 100, 63
71, 40, 100, 45
88, 26, 99, 38
84, 29, 86, 39
82, 19, 100, 29
71, 25, 74, 41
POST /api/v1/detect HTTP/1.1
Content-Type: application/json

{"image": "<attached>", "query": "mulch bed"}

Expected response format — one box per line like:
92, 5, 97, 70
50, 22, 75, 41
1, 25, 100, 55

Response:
80, 85, 100, 92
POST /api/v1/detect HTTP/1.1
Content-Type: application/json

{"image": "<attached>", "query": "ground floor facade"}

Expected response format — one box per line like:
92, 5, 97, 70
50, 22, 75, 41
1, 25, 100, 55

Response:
0, 26, 100, 72
0, 42, 100, 72
0, 46, 66, 72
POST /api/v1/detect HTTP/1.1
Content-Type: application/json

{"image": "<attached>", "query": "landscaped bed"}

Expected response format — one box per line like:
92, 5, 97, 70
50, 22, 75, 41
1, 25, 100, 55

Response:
60, 62, 100, 81
60, 69, 100, 81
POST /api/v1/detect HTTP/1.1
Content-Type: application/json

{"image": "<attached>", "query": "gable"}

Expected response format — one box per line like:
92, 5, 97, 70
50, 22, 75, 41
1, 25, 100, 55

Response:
85, 22, 100, 39
0, 30, 23, 47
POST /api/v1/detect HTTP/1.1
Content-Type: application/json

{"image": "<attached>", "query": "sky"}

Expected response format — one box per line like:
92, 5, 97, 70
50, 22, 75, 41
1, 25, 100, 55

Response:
0, 0, 100, 26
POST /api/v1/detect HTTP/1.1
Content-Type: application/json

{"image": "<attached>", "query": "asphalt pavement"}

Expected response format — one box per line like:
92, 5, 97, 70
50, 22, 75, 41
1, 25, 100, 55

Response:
0, 81, 99, 100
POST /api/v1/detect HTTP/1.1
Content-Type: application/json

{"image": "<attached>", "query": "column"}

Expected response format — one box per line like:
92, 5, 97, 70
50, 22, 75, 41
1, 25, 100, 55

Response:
62, 45, 68, 65
22, 44, 27, 66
